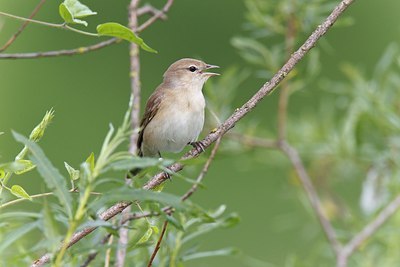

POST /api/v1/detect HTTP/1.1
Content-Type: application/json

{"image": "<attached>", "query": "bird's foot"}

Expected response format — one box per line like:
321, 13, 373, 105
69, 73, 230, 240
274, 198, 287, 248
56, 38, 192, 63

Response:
163, 170, 172, 181
189, 141, 206, 153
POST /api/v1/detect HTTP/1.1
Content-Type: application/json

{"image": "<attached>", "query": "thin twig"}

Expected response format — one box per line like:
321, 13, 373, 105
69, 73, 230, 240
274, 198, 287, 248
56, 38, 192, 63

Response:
230, 134, 342, 257
0, 0, 47, 52
115, 1, 141, 266
30, 1, 354, 265
338, 194, 400, 266
104, 234, 114, 267
227, 133, 341, 253
0, 11, 62, 28
0, 190, 101, 209
181, 137, 222, 201
230, 133, 400, 266
128, 0, 142, 156
137, 0, 174, 32
81, 211, 161, 267
80, 234, 112, 267
137, 4, 167, 19
279, 141, 341, 254
0, 38, 120, 59
0, 0, 171, 60
147, 220, 168, 267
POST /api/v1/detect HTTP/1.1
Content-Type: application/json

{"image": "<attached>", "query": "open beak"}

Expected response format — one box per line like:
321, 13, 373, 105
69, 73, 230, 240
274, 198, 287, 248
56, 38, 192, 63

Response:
203, 64, 220, 76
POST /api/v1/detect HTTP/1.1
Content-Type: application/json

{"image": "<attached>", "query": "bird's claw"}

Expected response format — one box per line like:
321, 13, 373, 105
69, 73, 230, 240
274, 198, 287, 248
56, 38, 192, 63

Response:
189, 141, 206, 153
164, 171, 172, 181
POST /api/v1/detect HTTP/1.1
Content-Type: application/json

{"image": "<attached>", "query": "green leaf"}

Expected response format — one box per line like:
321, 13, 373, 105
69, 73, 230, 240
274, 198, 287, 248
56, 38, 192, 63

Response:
42, 201, 60, 251
106, 157, 173, 172
86, 152, 95, 173
10, 185, 32, 200
209, 205, 227, 218
96, 23, 157, 53
0, 221, 38, 253
59, 0, 97, 26
166, 215, 184, 231
64, 162, 80, 181
136, 225, 157, 245
14, 160, 36, 174
59, 3, 75, 24
64, 0, 97, 18
0, 169, 5, 179
13, 132, 73, 219
181, 247, 239, 261
0, 211, 41, 220
0, 160, 36, 174
220, 213, 241, 228
182, 213, 240, 244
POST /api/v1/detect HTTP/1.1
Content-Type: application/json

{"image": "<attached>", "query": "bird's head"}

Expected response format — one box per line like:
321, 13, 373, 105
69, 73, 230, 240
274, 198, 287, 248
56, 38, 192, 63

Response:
163, 58, 219, 89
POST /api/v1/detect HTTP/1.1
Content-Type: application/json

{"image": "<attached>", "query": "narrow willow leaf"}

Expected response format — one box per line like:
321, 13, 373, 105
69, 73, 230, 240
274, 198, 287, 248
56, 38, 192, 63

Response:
96, 23, 157, 53
106, 157, 173, 172
136, 226, 153, 245
79, 161, 92, 188
166, 215, 184, 231
14, 160, 36, 175
220, 213, 241, 228
64, 162, 80, 181
209, 205, 227, 218
182, 213, 240, 244
42, 201, 60, 251
86, 152, 95, 173
0, 211, 41, 220
13, 132, 73, 219
0, 169, 5, 179
10, 185, 32, 200
181, 247, 239, 261
0, 160, 35, 174
151, 225, 159, 234
0, 221, 38, 253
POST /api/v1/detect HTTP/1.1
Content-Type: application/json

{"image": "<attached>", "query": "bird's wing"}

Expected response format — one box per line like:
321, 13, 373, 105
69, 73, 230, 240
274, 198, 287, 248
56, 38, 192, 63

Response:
137, 89, 164, 157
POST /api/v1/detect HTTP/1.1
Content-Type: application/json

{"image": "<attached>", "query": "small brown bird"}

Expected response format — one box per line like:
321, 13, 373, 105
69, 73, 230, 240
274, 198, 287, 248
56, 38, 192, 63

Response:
137, 58, 219, 159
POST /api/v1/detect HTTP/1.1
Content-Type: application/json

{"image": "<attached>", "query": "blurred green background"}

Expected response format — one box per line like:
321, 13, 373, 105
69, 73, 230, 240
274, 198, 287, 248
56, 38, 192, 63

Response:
1, 0, 400, 266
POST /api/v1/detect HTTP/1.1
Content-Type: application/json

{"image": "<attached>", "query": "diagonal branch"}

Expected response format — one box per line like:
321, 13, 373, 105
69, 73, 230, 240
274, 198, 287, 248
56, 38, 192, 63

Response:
147, 220, 168, 267
30, 0, 355, 265
0, 0, 47, 52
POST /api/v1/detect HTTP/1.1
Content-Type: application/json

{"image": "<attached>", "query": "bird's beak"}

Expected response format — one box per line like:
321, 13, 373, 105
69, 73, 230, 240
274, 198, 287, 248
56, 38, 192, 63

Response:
202, 64, 220, 76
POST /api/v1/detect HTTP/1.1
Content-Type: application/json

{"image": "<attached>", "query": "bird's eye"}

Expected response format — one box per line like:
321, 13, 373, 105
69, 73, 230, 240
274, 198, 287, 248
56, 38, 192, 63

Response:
188, 66, 197, 72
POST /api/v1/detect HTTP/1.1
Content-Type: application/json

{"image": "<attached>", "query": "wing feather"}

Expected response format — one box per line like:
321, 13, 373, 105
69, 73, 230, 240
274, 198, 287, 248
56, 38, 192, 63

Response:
137, 89, 164, 157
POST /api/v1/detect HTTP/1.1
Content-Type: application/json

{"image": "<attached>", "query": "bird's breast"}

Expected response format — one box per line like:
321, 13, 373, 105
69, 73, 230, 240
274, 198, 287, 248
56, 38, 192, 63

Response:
143, 90, 205, 154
